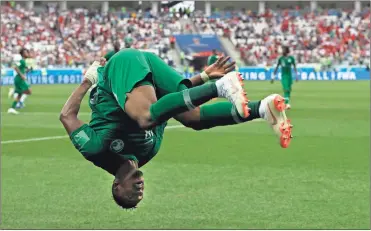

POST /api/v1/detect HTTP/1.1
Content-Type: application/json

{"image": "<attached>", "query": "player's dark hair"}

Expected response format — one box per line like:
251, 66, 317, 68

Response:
111, 182, 137, 210
19, 48, 28, 56
283, 46, 290, 55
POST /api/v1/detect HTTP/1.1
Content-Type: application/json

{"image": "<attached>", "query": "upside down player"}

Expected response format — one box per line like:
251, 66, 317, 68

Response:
60, 49, 293, 209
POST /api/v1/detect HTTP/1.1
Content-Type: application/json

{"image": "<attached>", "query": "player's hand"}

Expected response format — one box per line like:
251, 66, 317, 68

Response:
84, 60, 103, 85
99, 57, 107, 66
205, 56, 236, 79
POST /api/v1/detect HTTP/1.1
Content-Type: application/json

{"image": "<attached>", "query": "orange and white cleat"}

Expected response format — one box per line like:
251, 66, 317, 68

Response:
216, 71, 249, 118
261, 94, 293, 148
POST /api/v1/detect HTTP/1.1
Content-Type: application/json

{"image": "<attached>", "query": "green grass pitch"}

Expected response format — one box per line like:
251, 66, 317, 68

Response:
1, 81, 369, 229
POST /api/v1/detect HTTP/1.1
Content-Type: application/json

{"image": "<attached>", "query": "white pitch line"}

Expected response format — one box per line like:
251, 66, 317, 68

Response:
1, 120, 264, 145
1, 125, 185, 145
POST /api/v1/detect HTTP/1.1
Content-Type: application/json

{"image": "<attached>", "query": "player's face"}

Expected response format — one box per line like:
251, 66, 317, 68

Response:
22, 50, 30, 58
119, 169, 145, 205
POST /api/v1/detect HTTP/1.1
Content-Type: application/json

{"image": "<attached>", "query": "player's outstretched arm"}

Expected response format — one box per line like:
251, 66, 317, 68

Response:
188, 56, 236, 87
60, 59, 105, 135
60, 78, 92, 135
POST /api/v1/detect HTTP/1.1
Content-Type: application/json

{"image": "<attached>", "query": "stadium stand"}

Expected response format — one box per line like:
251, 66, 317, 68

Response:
1, 3, 192, 68
1, 2, 370, 69
193, 8, 370, 67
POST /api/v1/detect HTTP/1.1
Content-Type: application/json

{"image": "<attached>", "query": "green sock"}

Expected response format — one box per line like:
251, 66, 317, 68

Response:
11, 101, 18, 109
150, 83, 218, 122
284, 91, 290, 104
198, 101, 261, 129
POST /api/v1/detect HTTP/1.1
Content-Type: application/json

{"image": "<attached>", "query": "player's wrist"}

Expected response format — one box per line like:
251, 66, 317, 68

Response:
82, 78, 93, 87
200, 71, 210, 83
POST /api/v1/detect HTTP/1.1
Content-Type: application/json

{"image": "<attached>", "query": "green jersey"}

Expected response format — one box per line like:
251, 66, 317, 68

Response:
278, 55, 295, 77
70, 49, 191, 175
14, 59, 27, 79
104, 50, 116, 61
13, 58, 31, 93
207, 55, 218, 66
70, 86, 166, 175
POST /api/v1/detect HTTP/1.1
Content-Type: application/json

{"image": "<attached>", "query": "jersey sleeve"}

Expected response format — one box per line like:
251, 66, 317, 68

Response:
291, 56, 296, 65
70, 124, 105, 158
277, 57, 282, 66
13, 59, 25, 69
20, 59, 26, 69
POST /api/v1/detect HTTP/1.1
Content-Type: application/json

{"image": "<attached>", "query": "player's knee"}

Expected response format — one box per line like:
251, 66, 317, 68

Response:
136, 113, 155, 130
177, 108, 204, 130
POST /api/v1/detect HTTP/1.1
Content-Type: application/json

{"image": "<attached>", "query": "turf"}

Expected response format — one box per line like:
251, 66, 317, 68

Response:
1, 81, 370, 229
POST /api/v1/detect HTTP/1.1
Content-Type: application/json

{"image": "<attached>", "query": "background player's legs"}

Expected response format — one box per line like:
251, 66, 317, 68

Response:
18, 88, 32, 108
8, 93, 21, 114
281, 77, 292, 106
174, 101, 261, 130
124, 83, 219, 129
8, 88, 32, 114
283, 90, 290, 104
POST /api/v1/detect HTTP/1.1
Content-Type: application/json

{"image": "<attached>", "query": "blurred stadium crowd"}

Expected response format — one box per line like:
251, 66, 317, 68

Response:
193, 8, 370, 67
1, 2, 370, 68
1, 3, 192, 68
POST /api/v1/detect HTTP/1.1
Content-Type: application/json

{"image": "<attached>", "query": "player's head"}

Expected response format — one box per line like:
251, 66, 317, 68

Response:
112, 160, 144, 209
283, 46, 290, 56
114, 41, 121, 52
124, 42, 132, 48
20, 48, 30, 58
212, 49, 217, 55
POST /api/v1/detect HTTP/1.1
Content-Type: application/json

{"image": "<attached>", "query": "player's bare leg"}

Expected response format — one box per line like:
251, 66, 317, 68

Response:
18, 89, 32, 108
8, 94, 21, 114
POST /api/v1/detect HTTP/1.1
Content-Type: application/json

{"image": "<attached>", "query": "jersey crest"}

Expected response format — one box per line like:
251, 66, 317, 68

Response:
110, 139, 125, 153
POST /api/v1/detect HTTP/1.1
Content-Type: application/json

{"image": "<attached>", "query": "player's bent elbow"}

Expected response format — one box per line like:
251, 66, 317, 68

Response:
59, 112, 73, 124
59, 113, 68, 124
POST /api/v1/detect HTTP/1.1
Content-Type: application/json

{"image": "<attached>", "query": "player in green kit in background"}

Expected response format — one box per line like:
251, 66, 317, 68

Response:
207, 49, 218, 66
60, 49, 293, 209
272, 46, 298, 109
8, 48, 32, 115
